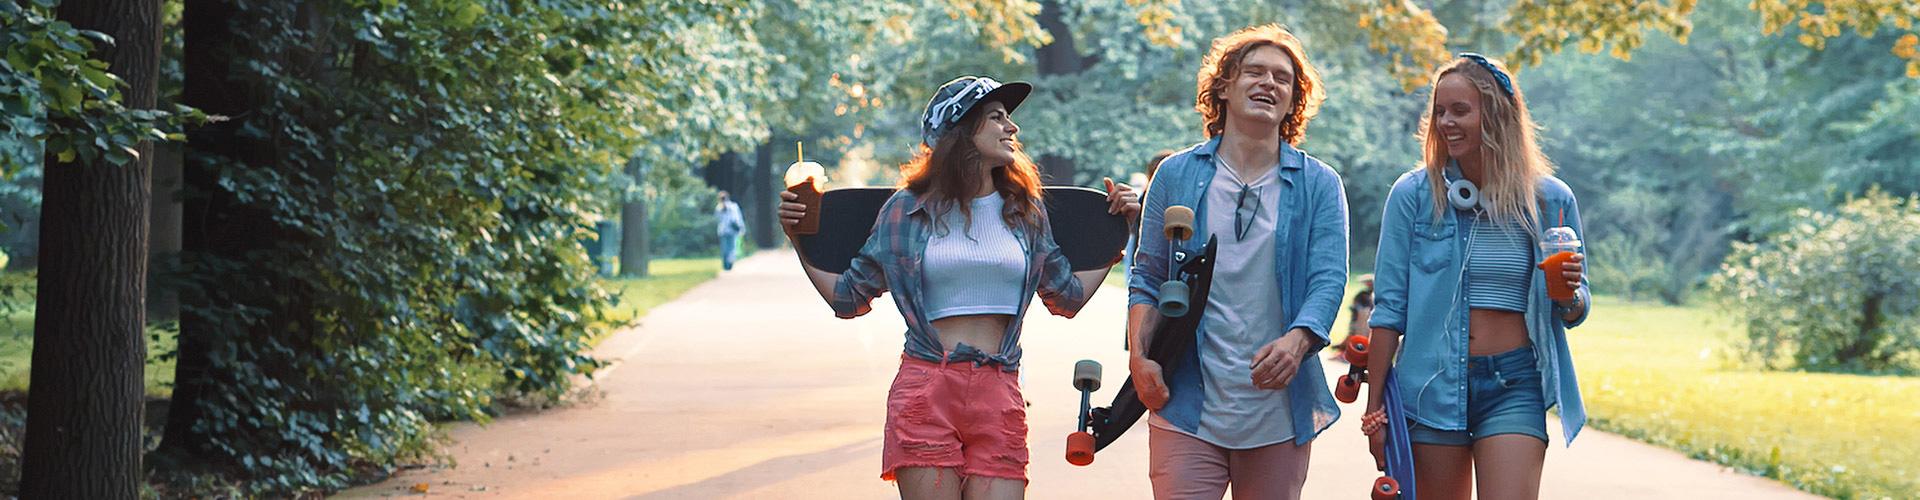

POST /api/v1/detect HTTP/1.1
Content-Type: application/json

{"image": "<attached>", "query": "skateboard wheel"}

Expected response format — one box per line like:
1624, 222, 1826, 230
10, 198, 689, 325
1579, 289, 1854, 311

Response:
1066, 431, 1096, 466
1371, 476, 1400, 500
1343, 335, 1370, 366
1335, 373, 1361, 403
1163, 206, 1195, 240
1073, 359, 1102, 392
1158, 280, 1190, 317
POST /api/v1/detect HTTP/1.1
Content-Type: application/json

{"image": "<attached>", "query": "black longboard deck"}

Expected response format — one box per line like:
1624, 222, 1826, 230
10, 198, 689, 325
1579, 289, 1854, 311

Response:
1088, 236, 1218, 451
794, 187, 1129, 273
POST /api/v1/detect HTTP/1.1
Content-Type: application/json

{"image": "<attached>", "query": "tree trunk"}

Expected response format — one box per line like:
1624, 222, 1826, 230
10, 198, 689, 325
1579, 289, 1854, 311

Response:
1034, 0, 1085, 185
159, 0, 258, 462
703, 154, 737, 195
19, 0, 159, 496
752, 143, 775, 249
1836, 294, 1885, 366
620, 158, 650, 277
148, 142, 183, 321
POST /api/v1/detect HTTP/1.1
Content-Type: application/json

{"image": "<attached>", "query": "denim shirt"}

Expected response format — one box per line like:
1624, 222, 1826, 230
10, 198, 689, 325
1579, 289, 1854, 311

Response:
1367, 168, 1593, 446
831, 189, 1091, 371
1128, 138, 1349, 445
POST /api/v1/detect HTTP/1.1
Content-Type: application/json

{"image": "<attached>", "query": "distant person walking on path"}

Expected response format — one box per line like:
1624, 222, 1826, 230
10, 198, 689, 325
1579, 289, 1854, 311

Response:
1365, 53, 1592, 500
778, 75, 1139, 499
1349, 273, 1374, 341
715, 191, 745, 270
1126, 24, 1349, 500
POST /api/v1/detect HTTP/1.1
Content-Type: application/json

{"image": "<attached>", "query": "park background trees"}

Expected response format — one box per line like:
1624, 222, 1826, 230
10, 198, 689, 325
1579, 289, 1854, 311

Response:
0, 0, 1916, 495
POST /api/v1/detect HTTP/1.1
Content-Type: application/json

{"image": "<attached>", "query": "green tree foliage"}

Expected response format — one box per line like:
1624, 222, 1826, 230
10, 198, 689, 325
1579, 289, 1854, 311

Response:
0, 0, 192, 174
152, 0, 751, 492
1710, 189, 1920, 373
1526, 0, 1920, 302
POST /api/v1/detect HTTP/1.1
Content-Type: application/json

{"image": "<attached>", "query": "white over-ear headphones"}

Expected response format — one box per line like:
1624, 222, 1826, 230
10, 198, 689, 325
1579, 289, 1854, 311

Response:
1445, 162, 1481, 211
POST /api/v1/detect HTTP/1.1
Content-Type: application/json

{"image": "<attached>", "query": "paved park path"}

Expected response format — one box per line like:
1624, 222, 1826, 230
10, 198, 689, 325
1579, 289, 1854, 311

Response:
339, 249, 1815, 499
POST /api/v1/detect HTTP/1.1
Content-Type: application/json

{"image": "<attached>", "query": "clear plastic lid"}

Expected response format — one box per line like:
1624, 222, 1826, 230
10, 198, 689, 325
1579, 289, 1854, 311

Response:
784, 161, 826, 189
1540, 226, 1581, 251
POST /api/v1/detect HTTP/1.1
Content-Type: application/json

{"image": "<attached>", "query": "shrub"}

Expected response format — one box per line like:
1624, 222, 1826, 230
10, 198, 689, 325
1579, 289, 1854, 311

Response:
1710, 188, 1920, 373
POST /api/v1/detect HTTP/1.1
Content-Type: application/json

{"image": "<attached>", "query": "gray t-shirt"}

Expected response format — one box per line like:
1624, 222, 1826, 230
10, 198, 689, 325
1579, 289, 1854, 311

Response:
1151, 159, 1295, 448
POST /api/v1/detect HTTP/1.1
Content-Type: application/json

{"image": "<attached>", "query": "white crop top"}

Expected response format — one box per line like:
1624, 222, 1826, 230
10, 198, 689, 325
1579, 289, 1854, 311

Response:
923, 192, 1026, 321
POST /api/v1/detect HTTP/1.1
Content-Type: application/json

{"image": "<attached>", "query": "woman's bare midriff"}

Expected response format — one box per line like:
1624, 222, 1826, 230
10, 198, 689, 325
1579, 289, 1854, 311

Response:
930, 314, 1014, 355
1468, 309, 1530, 355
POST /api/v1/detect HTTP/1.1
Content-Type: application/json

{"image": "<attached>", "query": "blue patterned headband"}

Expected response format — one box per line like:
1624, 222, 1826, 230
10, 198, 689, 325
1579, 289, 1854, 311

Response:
1457, 52, 1514, 97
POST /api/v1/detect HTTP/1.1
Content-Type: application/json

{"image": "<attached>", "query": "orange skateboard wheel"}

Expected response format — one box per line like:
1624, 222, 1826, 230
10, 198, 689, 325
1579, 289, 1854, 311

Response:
1371, 475, 1400, 500
1066, 431, 1095, 466
1343, 334, 1370, 366
1335, 373, 1361, 403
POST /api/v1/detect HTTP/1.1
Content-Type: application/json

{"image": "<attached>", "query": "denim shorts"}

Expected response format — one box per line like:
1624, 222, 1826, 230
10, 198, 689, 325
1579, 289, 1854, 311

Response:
1408, 346, 1549, 446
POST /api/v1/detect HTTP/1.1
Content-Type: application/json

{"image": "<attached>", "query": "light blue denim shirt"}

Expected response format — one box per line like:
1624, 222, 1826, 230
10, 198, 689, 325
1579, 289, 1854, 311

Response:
831, 190, 1091, 371
1367, 168, 1593, 446
1128, 137, 1349, 445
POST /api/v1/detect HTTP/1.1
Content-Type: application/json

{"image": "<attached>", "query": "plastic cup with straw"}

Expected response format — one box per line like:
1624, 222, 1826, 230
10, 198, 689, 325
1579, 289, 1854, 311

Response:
783, 142, 827, 235
1536, 208, 1581, 302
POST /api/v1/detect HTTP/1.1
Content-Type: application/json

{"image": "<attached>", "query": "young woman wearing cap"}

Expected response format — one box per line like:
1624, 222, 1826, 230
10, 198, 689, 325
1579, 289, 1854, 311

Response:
1364, 54, 1592, 500
779, 76, 1140, 499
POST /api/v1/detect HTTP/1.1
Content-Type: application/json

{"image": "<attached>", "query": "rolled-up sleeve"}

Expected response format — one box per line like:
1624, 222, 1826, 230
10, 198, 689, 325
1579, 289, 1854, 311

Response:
1128, 171, 1174, 308
1286, 169, 1349, 347
1368, 172, 1421, 335
1558, 191, 1593, 329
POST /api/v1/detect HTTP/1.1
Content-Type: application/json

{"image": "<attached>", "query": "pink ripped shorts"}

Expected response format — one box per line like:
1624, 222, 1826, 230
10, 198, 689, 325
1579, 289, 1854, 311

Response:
880, 355, 1029, 482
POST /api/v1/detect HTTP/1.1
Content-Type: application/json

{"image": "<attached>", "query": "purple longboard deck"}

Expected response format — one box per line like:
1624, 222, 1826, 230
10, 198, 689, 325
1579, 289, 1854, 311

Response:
795, 186, 1129, 274
1384, 369, 1418, 499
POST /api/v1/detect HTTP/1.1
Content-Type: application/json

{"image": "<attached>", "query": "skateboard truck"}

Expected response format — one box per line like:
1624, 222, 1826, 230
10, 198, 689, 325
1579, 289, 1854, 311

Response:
1066, 359, 1101, 466
1157, 206, 1196, 317
1335, 332, 1415, 499
1335, 334, 1370, 403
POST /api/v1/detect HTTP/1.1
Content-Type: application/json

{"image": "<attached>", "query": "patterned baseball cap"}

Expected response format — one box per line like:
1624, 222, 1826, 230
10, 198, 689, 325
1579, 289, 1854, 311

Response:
919, 76, 1032, 147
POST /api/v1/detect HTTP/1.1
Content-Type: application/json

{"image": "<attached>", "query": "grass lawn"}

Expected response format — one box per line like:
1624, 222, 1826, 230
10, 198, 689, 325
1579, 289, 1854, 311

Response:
0, 314, 179, 397
599, 256, 729, 331
1572, 300, 1918, 499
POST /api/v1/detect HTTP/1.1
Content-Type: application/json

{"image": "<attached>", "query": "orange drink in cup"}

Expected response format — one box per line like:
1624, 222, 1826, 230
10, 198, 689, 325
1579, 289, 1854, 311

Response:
1536, 226, 1581, 301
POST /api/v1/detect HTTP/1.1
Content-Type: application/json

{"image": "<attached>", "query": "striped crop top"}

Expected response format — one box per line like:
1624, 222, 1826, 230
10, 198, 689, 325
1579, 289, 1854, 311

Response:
1464, 213, 1533, 313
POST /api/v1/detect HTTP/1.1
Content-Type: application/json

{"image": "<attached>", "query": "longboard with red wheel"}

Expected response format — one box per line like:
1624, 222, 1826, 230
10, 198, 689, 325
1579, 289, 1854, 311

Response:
1066, 206, 1218, 465
1374, 368, 1417, 500
788, 186, 1130, 273
1336, 332, 1417, 499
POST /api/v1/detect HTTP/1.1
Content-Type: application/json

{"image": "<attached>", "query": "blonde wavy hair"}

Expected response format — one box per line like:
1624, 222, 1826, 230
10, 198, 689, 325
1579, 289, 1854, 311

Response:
1419, 55, 1555, 231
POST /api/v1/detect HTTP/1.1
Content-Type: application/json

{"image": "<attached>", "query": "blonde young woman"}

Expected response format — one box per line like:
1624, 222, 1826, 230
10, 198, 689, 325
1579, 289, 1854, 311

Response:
1364, 54, 1593, 500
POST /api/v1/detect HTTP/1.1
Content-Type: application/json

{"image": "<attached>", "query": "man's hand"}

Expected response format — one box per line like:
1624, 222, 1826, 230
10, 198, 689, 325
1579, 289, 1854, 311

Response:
1130, 355, 1171, 410
1104, 177, 1143, 223
1251, 327, 1314, 390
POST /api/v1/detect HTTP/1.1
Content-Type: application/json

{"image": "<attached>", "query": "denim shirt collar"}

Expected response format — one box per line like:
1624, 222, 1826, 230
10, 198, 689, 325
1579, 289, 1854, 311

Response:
1190, 136, 1307, 171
